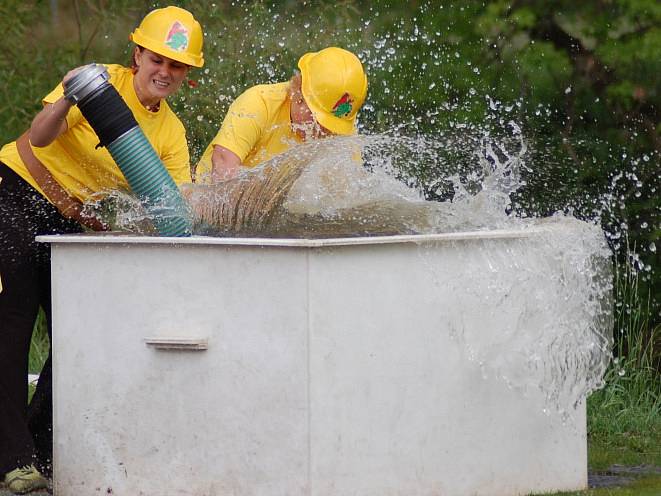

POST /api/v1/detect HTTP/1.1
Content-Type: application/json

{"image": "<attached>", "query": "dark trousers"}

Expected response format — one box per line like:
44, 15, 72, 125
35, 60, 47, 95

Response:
0, 162, 82, 475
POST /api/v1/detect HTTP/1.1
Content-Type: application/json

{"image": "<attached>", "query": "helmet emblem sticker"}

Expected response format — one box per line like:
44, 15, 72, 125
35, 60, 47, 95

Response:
165, 21, 190, 52
332, 93, 353, 118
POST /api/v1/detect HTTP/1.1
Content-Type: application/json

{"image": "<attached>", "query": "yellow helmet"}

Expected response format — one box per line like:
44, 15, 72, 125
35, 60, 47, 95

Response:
130, 6, 204, 67
297, 47, 368, 135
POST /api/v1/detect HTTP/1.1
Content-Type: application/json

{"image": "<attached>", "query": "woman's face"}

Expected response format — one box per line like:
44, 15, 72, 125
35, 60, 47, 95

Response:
133, 47, 189, 106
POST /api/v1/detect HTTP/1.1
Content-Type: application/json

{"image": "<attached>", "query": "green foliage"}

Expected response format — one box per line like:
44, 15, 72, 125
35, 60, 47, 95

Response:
587, 257, 661, 466
0, 0, 147, 142
516, 41, 573, 108
28, 309, 48, 404
0, 1, 50, 141
29, 309, 49, 375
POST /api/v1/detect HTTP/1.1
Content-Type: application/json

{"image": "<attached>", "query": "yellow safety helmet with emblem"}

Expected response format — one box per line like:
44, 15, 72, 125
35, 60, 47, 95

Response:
130, 6, 204, 68
298, 47, 368, 135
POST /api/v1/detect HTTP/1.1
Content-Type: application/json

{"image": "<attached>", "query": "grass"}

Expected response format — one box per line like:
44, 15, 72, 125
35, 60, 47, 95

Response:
27, 309, 48, 402
587, 259, 661, 468
29, 309, 49, 375
542, 478, 661, 496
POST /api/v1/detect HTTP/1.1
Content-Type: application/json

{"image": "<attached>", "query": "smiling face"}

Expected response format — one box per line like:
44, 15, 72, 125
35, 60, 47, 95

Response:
132, 47, 189, 108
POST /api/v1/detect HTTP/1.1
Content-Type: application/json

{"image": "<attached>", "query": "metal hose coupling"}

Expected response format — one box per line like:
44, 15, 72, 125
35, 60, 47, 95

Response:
63, 63, 192, 237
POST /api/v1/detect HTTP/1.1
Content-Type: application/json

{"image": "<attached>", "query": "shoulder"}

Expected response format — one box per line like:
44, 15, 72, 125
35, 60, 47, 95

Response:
104, 64, 132, 82
225, 83, 289, 126
103, 64, 137, 96
247, 82, 289, 101
235, 82, 288, 106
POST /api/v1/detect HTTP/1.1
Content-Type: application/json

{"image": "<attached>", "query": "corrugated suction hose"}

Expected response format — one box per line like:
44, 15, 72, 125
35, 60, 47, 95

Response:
63, 64, 192, 236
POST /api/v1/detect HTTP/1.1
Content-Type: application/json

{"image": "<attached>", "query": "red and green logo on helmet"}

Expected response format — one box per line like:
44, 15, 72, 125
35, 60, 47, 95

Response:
165, 21, 190, 52
332, 93, 353, 118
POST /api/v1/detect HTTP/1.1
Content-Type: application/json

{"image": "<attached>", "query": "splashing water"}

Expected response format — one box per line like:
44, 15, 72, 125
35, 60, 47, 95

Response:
183, 123, 531, 237
88, 127, 614, 418
416, 216, 613, 422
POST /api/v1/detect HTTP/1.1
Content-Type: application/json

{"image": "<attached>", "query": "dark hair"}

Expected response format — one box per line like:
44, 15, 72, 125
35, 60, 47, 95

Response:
131, 45, 145, 71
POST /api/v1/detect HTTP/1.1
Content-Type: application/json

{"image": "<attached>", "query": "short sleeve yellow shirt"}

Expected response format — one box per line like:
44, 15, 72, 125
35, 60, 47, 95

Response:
196, 82, 302, 180
0, 64, 191, 203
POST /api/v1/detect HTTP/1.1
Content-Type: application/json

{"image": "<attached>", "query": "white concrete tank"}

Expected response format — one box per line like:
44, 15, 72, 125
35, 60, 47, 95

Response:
39, 223, 610, 496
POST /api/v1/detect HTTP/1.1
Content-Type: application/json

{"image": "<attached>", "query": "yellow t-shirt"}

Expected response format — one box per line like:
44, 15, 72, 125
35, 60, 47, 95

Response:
196, 82, 302, 179
0, 64, 190, 203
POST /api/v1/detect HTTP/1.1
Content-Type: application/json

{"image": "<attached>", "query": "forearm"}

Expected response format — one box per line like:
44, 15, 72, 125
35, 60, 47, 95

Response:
29, 97, 72, 147
211, 145, 243, 181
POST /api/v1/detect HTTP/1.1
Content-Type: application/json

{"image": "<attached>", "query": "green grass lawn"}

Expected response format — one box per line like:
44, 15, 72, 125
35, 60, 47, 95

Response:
544, 480, 661, 496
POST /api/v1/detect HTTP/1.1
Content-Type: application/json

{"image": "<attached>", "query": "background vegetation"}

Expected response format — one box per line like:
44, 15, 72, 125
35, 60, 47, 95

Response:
1, 0, 657, 310
2, 0, 658, 486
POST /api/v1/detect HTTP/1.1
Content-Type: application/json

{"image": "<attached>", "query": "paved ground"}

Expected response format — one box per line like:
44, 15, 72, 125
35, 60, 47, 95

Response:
1, 465, 660, 495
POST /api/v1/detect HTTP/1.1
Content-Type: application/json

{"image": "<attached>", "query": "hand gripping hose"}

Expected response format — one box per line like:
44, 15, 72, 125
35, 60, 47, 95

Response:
63, 64, 192, 236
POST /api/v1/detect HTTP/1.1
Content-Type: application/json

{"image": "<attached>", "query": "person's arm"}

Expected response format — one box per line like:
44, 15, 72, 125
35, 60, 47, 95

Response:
29, 98, 72, 147
211, 145, 243, 181
203, 85, 268, 182
29, 67, 83, 147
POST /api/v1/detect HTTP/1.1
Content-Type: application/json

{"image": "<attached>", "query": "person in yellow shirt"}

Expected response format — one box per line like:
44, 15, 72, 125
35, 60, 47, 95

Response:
0, 6, 203, 493
195, 46, 368, 182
